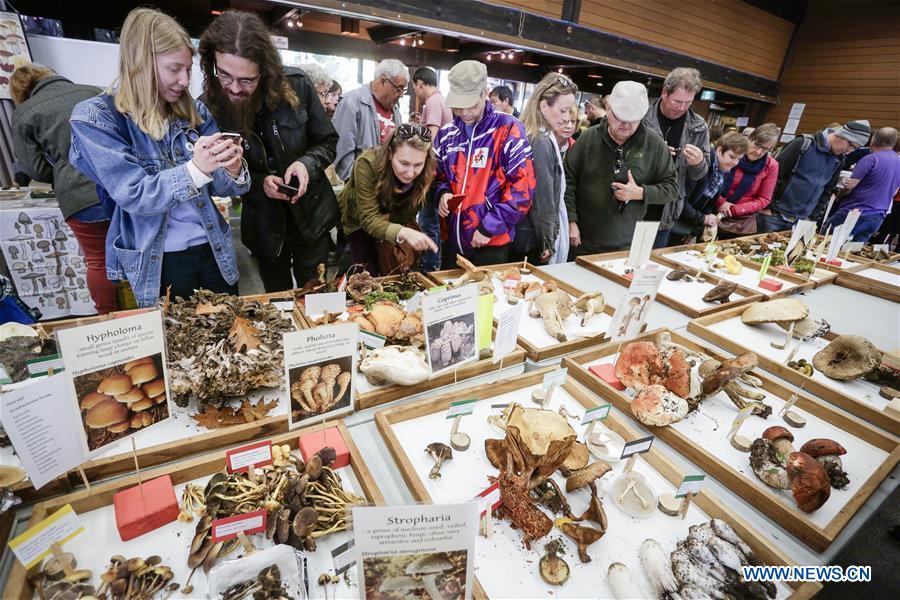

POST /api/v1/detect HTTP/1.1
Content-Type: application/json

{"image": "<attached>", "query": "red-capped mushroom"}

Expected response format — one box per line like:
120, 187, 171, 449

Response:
786, 452, 831, 512
662, 349, 693, 398
799, 439, 849, 489
614, 342, 662, 391
762, 426, 795, 458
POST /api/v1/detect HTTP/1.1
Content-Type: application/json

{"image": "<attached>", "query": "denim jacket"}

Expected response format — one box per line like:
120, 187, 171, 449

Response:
69, 97, 250, 307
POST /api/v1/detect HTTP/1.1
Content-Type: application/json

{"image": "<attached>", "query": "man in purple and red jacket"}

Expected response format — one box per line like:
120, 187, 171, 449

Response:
434, 60, 535, 266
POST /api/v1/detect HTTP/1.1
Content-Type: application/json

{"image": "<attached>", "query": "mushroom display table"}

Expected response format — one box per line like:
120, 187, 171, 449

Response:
0, 194, 95, 319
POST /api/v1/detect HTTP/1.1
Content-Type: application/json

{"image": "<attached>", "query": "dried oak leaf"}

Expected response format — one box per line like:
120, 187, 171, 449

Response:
229, 317, 261, 352
190, 398, 277, 429
195, 301, 228, 316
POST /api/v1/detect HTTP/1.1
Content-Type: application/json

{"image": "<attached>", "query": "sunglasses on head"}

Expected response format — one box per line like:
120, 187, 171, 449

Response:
397, 123, 432, 142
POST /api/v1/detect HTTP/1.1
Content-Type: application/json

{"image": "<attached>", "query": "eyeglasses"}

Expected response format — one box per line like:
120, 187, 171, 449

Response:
751, 139, 775, 153
214, 65, 260, 89
382, 76, 408, 95
397, 122, 432, 142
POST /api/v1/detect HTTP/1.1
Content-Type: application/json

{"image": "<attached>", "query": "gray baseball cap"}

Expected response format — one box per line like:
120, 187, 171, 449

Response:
446, 60, 487, 109
608, 81, 649, 122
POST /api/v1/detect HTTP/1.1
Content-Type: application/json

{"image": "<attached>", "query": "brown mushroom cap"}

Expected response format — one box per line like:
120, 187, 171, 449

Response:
131, 397, 154, 412
799, 439, 847, 458
128, 362, 158, 386
762, 426, 794, 442
741, 299, 809, 325
97, 374, 133, 396
484, 438, 505, 469
80, 391, 112, 411
142, 378, 166, 398
562, 442, 590, 471
701, 365, 742, 397
812, 335, 882, 380
115, 387, 144, 404
141, 412, 153, 427
107, 420, 130, 433
787, 452, 831, 512
565, 461, 612, 493
130, 414, 144, 429
85, 399, 129, 428
721, 352, 758, 375
426, 442, 453, 462
123, 356, 153, 372
292, 506, 318, 537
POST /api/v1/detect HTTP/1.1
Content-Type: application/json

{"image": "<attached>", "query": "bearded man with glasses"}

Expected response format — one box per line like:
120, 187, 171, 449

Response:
199, 11, 339, 292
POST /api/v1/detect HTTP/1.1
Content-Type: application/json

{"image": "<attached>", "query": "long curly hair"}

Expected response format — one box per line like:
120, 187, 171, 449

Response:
198, 11, 298, 114
373, 126, 436, 212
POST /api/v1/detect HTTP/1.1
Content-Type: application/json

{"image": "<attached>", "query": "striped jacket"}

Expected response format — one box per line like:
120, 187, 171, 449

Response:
433, 102, 535, 255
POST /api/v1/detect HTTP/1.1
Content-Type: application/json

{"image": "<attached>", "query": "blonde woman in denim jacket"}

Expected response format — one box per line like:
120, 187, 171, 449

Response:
70, 8, 249, 307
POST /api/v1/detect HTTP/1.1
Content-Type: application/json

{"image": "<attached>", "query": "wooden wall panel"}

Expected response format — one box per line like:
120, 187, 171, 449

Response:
483, 0, 564, 18
578, 0, 793, 80
766, 0, 900, 134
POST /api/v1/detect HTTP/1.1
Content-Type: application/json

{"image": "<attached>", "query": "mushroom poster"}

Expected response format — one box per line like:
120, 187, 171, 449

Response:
351, 502, 478, 600
0, 201, 95, 318
421, 286, 478, 376
0, 12, 30, 100
55, 309, 172, 454
283, 322, 357, 430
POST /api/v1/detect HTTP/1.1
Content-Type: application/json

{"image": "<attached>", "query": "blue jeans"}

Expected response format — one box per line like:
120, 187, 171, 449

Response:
823, 211, 885, 244
756, 212, 795, 233
653, 227, 671, 249
417, 199, 442, 272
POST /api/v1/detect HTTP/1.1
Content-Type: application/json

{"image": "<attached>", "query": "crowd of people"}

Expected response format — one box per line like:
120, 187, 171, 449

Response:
9, 7, 900, 311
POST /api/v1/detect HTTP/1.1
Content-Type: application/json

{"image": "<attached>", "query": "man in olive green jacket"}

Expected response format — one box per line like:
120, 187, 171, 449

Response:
564, 81, 677, 255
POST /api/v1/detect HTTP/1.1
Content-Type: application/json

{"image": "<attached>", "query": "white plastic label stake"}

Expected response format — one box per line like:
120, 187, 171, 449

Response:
620, 435, 654, 459
226, 441, 273, 473
270, 300, 294, 312
446, 399, 477, 419
359, 329, 387, 350
626, 221, 660, 269
542, 368, 568, 390
493, 304, 522, 364
7, 504, 84, 569
728, 405, 756, 438
331, 540, 356, 575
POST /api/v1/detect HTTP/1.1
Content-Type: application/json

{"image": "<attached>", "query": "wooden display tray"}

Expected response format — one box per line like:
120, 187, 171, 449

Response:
663, 238, 840, 289
6, 292, 302, 504
293, 271, 527, 411
835, 262, 900, 303
562, 329, 900, 552
576, 251, 763, 317
653, 244, 820, 295
3, 420, 383, 600
689, 305, 900, 436
430, 261, 613, 362
374, 369, 819, 599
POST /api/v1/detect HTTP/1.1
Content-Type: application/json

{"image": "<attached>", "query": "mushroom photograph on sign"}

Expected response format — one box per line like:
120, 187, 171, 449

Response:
73, 353, 170, 451
363, 551, 467, 600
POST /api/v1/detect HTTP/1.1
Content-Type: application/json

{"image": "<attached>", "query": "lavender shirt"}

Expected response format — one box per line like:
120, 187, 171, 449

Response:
839, 150, 900, 216
422, 90, 452, 129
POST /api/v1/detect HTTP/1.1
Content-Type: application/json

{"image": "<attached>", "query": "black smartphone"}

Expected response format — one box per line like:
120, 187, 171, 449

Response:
276, 176, 300, 196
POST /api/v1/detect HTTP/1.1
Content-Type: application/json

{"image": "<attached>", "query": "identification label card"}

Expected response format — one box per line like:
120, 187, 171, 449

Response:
676, 474, 706, 498
7, 504, 84, 569
271, 300, 294, 312
446, 399, 477, 419
305, 292, 346, 317
359, 329, 387, 350
421, 286, 478, 375
621, 435, 654, 459
493, 304, 522, 364
25, 354, 64, 377
211, 509, 267, 542
474, 481, 501, 517
226, 440, 273, 473
332, 540, 356, 575
580, 404, 611, 426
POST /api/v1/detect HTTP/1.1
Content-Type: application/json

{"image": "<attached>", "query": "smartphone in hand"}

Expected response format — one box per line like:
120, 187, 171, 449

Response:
220, 132, 242, 140
276, 175, 300, 196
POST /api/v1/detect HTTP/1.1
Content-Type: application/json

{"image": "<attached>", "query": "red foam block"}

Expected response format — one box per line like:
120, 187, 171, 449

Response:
113, 475, 179, 541
589, 363, 626, 390
759, 278, 784, 292
299, 427, 349, 469
818, 257, 842, 266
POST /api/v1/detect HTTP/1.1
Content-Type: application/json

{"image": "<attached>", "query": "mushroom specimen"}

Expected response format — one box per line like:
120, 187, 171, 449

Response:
639, 539, 678, 596
359, 345, 429, 386
492, 404, 576, 545
539, 539, 570, 585
702, 280, 738, 303
799, 439, 849, 489
749, 437, 790, 490
812, 335, 882, 381
574, 291, 606, 327
608, 562, 647, 599
426, 442, 453, 479
696, 353, 770, 416
559, 519, 606, 563
786, 452, 831, 513
532, 282, 573, 342
405, 554, 453, 600
346, 271, 383, 302
741, 298, 809, 326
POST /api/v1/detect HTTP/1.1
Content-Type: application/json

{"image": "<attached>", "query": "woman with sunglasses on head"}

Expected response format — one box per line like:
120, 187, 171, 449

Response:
715, 123, 781, 239
70, 7, 249, 308
337, 123, 438, 275
510, 73, 578, 265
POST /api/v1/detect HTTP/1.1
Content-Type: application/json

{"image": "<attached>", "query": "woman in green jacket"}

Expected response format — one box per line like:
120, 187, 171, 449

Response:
338, 123, 438, 275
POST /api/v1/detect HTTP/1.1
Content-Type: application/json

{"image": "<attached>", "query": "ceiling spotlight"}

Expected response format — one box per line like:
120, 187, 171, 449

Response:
441, 35, 460, 52
286, 21, 293, 28
400, 38, 406, 45
557, 67, 563, 73
297, 21, 302, 28
596, 82, 603, 87
418, 37, 424, 46
486, 54, 492, 61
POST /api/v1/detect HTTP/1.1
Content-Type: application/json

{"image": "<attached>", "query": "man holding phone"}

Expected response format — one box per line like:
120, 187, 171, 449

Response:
199, 11, 338, 292
434, 61, 535, 266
